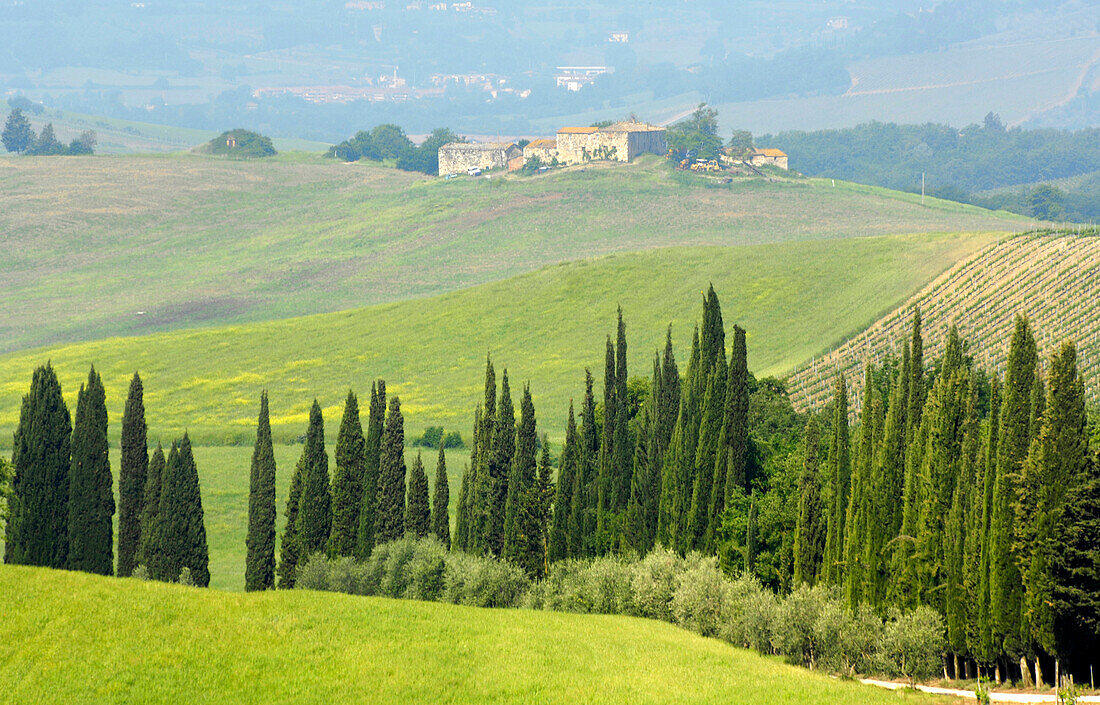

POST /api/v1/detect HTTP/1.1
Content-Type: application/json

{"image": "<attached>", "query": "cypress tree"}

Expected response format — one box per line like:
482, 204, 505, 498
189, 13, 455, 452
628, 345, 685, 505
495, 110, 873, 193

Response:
1049, 427, 1100, 666
548, 403, 578, 562
157, 435, 209, 586
468, 359, 496, 555
570, 370, 598, 558
532, 438, 554, 578
657, 326, 681, 464
374, 396, 407, 544
137, 444, 166, 575
712, 325, 749, 545
117, 372, 148, 578
295, 400, 331, 557
862, 346, 909, 607
844, 366, 877, 610
688, 371, 722, 551
6, 363, 71, 568
356, 380, 386, 559
793, 416, 825, 586
906, 308, 926, 448
822, 372, 850, 586
945, 374, 981, 669
624, 402, 655, 553
405, 452, 430, 538
486, 371, 515, 556
597, 335, 617, 539
700, 285, 725, 374
277, 452, 306, 589
454, 462, 471, 551
68, 366, 114, 575
659, 326, 701, 550
504, 384, 537, 564
990, 315, 1036, 660
330, 391, 366, 556
612, 308, 631, 513
245, 391, 277, 591
973, 379, 1000, 668
431, 445, 450, 548
1019, 343, 1088, 663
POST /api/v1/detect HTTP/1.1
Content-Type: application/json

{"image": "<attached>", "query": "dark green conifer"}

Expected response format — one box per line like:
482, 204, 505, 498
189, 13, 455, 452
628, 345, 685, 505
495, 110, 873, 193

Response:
624, 402, 656, 553
6, 363, 71, 568
612, 308, 632, 513
687, 371, 722, 551
844, 366, 877, 610
793, 416, 825, 586
597, 335, 617, 539
658, 326, 701, 549
712, 325, 749, 545
468, 359, 496, 555
356, 380, 386, 558
405, 452, 430, 538
117, 372, 148, 578
990, 315, 1036, 658
486, 371, 515, 556
277, 452, 306, 588
1019, 343, 1088, 661
68, 366, 114, 575
295, 401, 331, 557
330, 391, 366, 556
157, 435, 209, 586
245, 392, 277, 591
532, 438, 554, 577
821, 372, 850, 586
548, 403, 578, 561
570, 370, 598, 557
137, 444, 166, 575
374, 396, 407, 544
431, 445, 450, 548
504, 384, 537, 564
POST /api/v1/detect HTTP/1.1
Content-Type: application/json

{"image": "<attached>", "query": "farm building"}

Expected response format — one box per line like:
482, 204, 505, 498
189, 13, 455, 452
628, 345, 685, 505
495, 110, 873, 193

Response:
522, 138, 558, 164
438, 141, 522, 175
749, 148, 788, 170
554, 120, 667, 165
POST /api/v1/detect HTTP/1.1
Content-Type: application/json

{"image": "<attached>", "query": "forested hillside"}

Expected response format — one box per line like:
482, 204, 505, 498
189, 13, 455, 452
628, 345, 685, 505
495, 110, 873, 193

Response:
763, 118, 1100, 221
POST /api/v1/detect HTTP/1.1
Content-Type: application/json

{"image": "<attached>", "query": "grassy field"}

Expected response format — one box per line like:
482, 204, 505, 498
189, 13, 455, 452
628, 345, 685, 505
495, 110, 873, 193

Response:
0, 153, 1027, 352
789, 233, 1100, 412
0, 565, 943, 705
0, 232, 1002, 448
2, 100, 330, 154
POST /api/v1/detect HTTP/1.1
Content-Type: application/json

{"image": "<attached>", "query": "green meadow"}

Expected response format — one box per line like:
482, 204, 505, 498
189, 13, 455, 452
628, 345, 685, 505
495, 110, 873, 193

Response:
0, 153, 1026, 352
0, 232, 1000, 447
0, 565, 944, 705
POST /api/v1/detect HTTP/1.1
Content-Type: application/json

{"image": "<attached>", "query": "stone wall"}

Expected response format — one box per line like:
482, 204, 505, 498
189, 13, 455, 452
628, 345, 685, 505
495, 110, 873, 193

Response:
554, 123, 666, 165
438, 142, 521, 174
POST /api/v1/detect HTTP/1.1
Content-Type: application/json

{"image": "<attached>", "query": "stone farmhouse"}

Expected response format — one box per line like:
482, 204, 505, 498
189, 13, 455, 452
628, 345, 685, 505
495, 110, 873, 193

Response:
749, 148, 788, 170
438, 119, 667, 175
438, 141, 522, 175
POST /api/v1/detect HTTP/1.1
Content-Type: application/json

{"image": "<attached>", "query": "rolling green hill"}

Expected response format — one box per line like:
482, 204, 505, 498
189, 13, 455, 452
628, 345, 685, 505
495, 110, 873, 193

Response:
0, 565, 939, 705
0, 153, 1027, 353
0, 231, 1001, 448
788, 232, 1100, 412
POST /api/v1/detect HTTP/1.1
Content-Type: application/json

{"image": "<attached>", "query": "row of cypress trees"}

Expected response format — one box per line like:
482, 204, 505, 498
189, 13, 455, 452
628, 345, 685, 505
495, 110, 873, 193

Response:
790, 312, 1097, 682
247, 382, 454, 590
4, 367, 209, 586
452, 364, 554, 576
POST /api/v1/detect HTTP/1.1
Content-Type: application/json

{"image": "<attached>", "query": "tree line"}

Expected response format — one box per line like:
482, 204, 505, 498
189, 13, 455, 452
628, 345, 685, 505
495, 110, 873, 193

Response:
3, 367, 209, 585
271, 287, 1097, 685
2, 108, 96, 156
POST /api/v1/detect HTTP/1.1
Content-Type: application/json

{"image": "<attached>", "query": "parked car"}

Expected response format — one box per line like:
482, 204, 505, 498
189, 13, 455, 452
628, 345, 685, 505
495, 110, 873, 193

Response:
467, 167, 482, 176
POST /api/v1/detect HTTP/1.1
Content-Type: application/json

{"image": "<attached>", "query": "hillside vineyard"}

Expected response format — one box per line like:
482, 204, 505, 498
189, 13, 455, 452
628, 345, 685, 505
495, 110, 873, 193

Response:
4, 288, 1097, 687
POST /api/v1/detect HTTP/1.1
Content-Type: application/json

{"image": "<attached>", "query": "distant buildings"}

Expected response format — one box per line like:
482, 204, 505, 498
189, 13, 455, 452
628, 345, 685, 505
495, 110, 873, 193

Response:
749, 148, 788, 170
438, 119, 668, 176
554, 66, 610, 92
437, 142, 523, 174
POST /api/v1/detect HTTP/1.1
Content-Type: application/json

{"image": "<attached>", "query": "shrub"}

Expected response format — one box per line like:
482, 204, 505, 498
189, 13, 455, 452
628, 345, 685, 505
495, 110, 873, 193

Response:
442, 551, 529, 608
877, 606, 945, 686
406, 538, 447, 601
131, 565, 149, 581
670, 556, 733, 638
772, 584, 830, 668
724, 573, 776, 652
540, 557, 634, 615
380, 538, 418, 598
630, 547, 684, 621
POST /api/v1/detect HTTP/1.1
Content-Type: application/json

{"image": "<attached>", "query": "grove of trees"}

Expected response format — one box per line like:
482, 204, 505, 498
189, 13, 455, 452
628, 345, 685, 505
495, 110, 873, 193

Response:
3, 367, 209, 585
2, 108, 96, 155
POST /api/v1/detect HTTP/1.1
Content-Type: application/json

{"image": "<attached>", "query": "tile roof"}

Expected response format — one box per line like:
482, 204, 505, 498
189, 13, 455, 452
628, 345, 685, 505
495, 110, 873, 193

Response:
558, 126, 598, 134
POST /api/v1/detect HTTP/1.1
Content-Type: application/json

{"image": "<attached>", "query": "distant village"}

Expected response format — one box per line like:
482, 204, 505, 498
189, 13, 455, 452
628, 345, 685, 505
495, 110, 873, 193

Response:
437, 119, 788, 176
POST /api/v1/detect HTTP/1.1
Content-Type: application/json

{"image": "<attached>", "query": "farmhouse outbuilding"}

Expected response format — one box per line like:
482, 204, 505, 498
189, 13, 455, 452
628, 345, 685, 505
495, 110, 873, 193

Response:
749, 148, 788, 170
438, 141, 522, 175
554, 120, 667, 165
